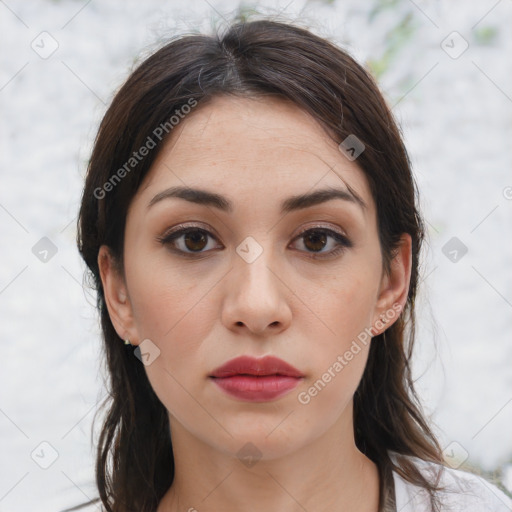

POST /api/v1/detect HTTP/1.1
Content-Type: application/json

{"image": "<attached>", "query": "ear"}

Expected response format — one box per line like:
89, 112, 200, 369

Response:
97, 245, 140, 345
371, 233, 412, 335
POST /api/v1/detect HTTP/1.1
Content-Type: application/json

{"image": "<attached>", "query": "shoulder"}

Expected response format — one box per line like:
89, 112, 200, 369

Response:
389, 451, 512, 512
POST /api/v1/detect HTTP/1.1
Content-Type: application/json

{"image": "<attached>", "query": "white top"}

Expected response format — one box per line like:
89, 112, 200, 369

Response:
390, 452, 512, 511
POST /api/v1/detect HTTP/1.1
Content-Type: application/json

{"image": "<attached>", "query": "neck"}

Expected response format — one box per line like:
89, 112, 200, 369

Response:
158, 406, 380, 512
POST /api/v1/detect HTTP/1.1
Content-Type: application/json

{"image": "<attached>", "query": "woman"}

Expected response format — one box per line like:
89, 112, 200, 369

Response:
69, 17, 512, 512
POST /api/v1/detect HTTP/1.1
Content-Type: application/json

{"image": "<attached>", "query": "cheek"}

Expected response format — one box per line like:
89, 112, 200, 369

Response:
306, 264, 379, 344
125, 251, 219, 394
300, 346, 370, 410
127, 268, 218, 427
126, 247, 217, 343
297, 256, 380, 390
295, 277, 374, 421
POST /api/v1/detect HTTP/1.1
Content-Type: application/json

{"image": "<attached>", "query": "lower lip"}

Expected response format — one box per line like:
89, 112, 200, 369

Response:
210, 375, 302, 402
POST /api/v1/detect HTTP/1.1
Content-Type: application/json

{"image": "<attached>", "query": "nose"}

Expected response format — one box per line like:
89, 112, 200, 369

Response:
220, 245, 292, 336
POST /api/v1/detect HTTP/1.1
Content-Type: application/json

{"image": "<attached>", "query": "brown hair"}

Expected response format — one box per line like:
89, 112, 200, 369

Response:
70, 16, 447, 512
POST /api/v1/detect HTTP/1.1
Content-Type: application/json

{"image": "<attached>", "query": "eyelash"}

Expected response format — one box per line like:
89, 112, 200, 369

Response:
156, 223, 353, 260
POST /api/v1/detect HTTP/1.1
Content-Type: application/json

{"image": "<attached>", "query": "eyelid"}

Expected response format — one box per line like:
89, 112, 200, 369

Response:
158, 222, 349, 243
293, 222, 350, 240
159, 221, 219, 240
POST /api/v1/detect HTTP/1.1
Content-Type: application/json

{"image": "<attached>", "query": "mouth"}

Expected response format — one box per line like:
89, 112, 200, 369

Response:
209, 355, 304, 402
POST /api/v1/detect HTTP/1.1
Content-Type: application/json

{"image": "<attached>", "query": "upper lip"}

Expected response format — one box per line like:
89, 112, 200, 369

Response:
209, 355, 304, 378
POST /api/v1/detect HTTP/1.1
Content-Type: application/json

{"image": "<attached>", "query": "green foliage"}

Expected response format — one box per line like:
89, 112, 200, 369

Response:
233, 2, 261, 23
460, 458, 512, 499
366, 5, 416, 79
473, 25, 499, 45
368, 0, 403, 23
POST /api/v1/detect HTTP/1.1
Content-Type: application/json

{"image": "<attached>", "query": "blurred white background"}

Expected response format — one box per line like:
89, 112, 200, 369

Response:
0, 0, 511, 510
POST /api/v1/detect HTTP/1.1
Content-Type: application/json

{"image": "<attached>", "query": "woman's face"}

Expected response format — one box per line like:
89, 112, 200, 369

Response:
99, 95, 410, 461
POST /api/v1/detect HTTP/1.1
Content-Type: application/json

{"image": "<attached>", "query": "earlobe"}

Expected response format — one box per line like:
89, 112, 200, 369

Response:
373, 234, 412, 332
97, 245, 138, 343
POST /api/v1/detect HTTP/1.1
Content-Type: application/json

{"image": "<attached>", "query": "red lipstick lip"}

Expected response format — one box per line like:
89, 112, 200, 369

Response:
209, 355, 304, 378
211, 375, 302, 402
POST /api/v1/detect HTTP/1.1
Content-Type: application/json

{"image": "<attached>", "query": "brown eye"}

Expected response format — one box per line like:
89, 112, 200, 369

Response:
290, 227, 353, 259
182, 230, 208, 252
303, 231, 328, 252
157, 227, 220, 255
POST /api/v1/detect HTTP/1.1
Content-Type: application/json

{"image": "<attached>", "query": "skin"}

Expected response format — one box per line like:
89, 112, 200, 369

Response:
98, 95, 412, 512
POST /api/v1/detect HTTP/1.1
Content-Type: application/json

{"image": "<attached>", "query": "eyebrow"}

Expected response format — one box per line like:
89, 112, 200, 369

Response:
147, 185, 366, 214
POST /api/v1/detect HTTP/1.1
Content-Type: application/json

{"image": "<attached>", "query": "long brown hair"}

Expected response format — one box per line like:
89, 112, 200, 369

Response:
71, 16, 446, 512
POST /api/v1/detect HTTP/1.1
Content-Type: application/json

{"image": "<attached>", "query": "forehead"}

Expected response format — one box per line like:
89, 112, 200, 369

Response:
135, 95, 374, 214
